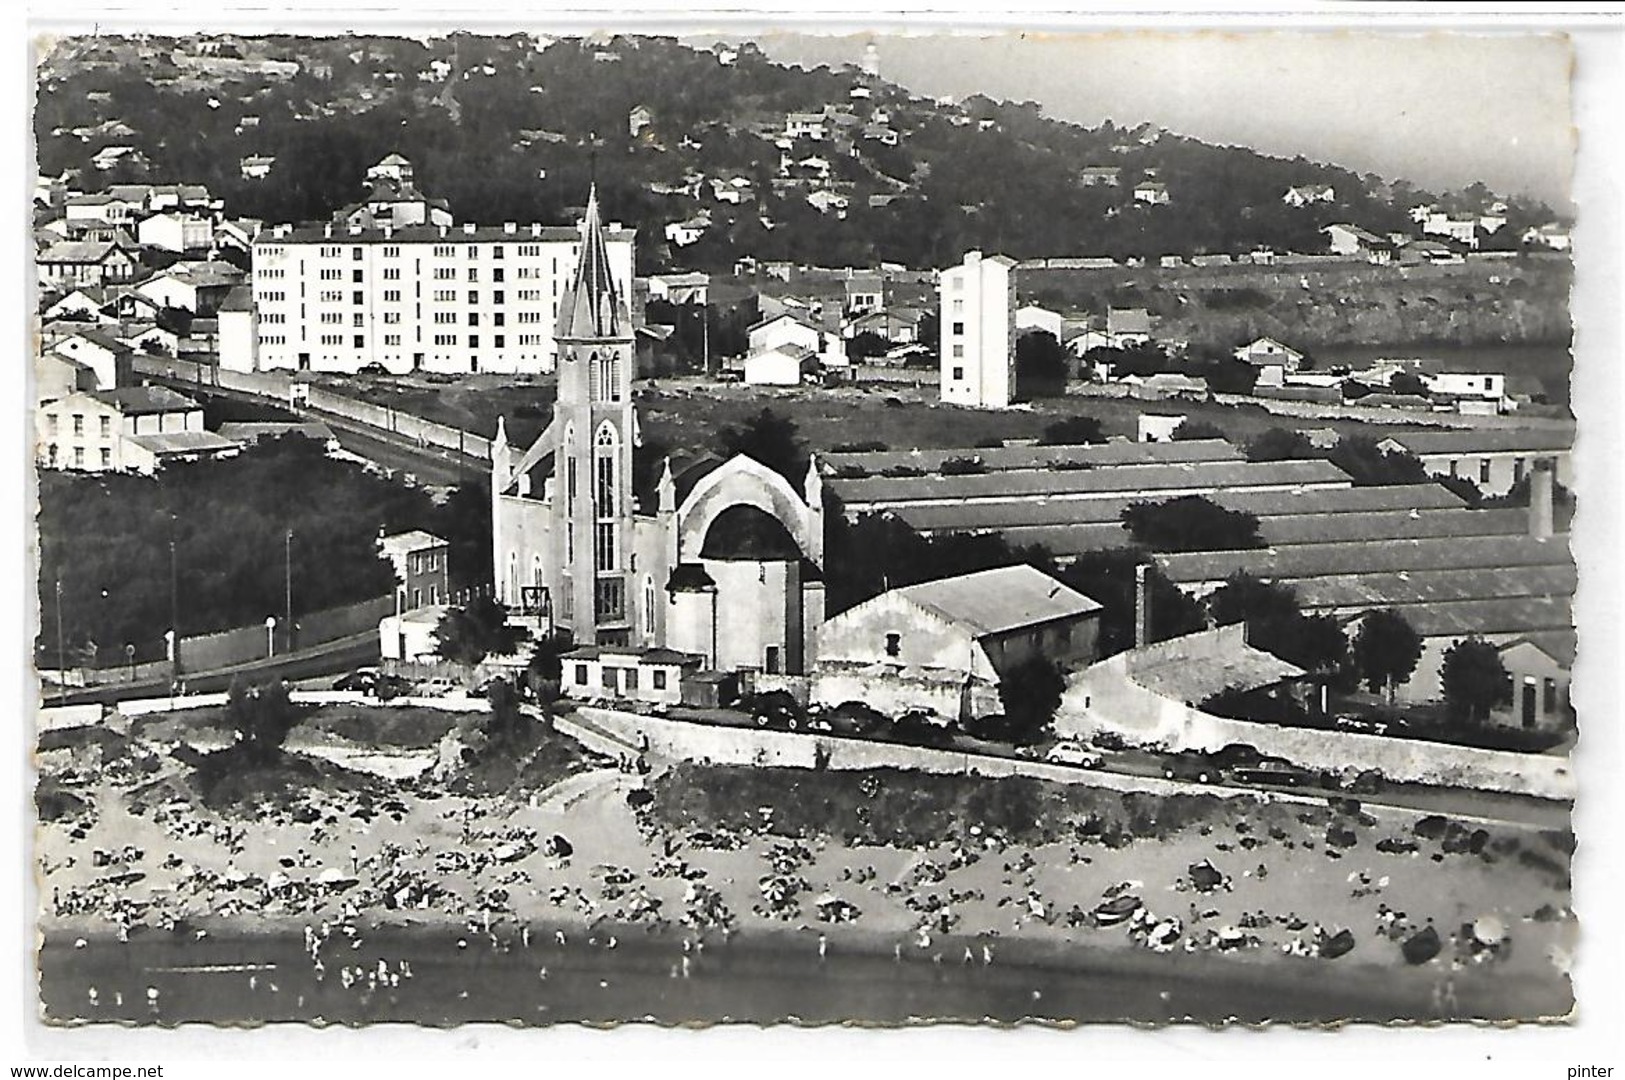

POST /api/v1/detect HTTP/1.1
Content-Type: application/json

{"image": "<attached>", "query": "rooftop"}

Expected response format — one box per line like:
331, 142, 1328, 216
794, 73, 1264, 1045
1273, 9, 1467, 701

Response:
123, 430, 241, 455
895, 565, 1102, 638
822, 438, 1241, 477
90, 385, 200, 415
829, 458, 1351, 510
378, 530, 449, 558
1155, 533, 1572, 585
1379, 427, 1575, 457
258, 221, 635, 246
1132, 643, 1305, 704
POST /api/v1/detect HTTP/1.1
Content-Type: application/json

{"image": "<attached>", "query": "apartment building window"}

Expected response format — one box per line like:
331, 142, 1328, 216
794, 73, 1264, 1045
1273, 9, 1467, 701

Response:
468, 268, 480, 282
467, 290, 479, 305
952, 321, 965, 335
320, 246, 341, 258
433, 312, 456, 325
884, 633, 901, 658
354, 334, 365, 348
493, 291, 505, 305
320, 289, 342, 302
1479, 459, 1492, 484
72, 414, 83, 436
383, 267, 401, 281
433, 267, 455, 280
468, 313, 480, 327
320, 268, 341, 281
952, 366, 965, 380
353, 314, 365, 327
98, 416, 110, 437
1543, 678, 1559, 714
494, 335, 505, 348
383, 245, 400, 258
467, 245, 479, 259
384, 334, 401, 346
952, 344, 964, 358
99, 448, 111, 468
352, 270, 364, 283
492, 246, 504, 259
351, 247, 363, 261
383, 312, 400, 324
74, 447, 85, 468
46, 414, 57, 435
492, 312, 505, 327
383, 289, 401, 303
321, 312, 343, 325
433, 289, 455, 302
493, 268, 505, 283
352, 290, 364, 304
433, 245, 454, 258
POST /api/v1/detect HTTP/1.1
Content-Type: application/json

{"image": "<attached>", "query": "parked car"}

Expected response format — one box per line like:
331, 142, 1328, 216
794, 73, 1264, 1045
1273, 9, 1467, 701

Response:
332, 668, 379, 692
1230, 763, 1314, 788
371, 674, 412, 701
826, 701, 889, 737
1046, 742, 1104, 769
416, 676, 459, 698
1162, 751, 1218, 784
745, 690, 802, 731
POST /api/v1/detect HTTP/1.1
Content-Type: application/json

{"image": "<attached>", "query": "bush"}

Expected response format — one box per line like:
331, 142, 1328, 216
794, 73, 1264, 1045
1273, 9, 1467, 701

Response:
939, 456, 988, 475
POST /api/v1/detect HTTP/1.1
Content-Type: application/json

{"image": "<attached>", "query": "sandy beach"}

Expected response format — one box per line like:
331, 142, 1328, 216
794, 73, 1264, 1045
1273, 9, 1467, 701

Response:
34, 704, 1577, 1023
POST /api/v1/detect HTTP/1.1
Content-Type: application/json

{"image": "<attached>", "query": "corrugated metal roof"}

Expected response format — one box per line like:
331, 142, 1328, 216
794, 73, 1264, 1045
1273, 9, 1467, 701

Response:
895, 565, 1102, 638
1351, 596, 1573, 639
1293, 564, 1576, 610
124, 430, 240, 455
831, 458, 1350, 509
1258, 507, 1531, 545
1156, 533, 1571, 585
891, 483, 1467, 535
1380, 427, 1575, 457
1131, 647, 1305, 704
823, 438, 1241, 476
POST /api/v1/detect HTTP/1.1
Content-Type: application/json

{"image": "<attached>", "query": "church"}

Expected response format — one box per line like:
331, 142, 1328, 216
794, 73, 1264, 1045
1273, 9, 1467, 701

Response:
490, 186, 827, 677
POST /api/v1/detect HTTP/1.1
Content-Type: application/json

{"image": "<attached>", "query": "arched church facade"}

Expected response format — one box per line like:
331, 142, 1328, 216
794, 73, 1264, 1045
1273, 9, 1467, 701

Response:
491, 186, 824, 675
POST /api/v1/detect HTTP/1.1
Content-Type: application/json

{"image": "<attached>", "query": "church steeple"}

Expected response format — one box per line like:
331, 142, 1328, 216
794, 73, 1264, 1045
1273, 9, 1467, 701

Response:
556, 184, 629, 341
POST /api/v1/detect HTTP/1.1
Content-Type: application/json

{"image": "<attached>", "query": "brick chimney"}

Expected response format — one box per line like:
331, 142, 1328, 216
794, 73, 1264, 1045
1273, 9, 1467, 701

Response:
1529, 459, 1555, 539
1134, 563, 1152, 648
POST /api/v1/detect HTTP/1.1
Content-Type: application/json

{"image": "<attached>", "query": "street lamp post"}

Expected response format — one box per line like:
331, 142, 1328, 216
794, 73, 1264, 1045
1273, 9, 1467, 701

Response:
125, 642, 136, 684
284, 529, 294, 653
266, 616, 277, 659
169, 536, 180, 680
53, 579, 64, 703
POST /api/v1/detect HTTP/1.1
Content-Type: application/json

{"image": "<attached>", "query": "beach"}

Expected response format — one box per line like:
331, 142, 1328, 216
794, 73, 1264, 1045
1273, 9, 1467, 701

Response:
35, 705, 1577, 1024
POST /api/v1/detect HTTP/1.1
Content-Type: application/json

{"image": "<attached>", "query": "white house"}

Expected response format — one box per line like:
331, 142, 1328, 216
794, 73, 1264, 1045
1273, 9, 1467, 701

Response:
664, 217, 709, 247
1422, 213, 1480, 249
1015, 304, 1064, 340
37, 241, 140, 289
239, 154, 276, 180
939, 250, 1017, 409
1283, 184, 1335, 207
1322, 223, 1391, 262
1233, 337, 1305, 387
133, 260, 246, 315
1132, 182, 1170, 206
1423, 371, 1509, 413
136, 211, 214, 254
559, 646, 704, 708
1078, 167, 1121, 188
745, 344, 818, 386
785, 111, 828, 140
747, 312, 822, 356
1523, 224, 1572, 252
35, 386, 233, 474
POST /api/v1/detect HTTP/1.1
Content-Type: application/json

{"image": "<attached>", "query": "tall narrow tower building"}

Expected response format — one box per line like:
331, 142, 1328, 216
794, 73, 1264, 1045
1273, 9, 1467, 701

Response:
939, 250, 1017, 409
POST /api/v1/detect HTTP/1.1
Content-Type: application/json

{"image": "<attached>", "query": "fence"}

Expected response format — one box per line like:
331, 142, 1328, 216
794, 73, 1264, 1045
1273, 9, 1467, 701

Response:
130, 356, 492, 461
178, 595, 390, 674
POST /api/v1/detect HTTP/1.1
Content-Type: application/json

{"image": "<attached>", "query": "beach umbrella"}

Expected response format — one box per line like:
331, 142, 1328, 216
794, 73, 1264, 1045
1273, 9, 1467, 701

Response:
1319, 928, 1356, 959
1188, 860, 1225, 892
1472, 914, 1507, 946
1401, 925, 1442, 965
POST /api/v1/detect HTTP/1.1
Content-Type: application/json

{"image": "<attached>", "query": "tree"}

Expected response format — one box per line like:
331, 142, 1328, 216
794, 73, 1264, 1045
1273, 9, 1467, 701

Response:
225, 679, 298, 766
1057, 549, 1205, 657
483, 676, 528, 744
1330, 436, 1428, 487
1350, 608, 1423, 702
1013, 331, 1069, 401
845, 330, 890, 362
1171, 418, 1228, 442
1440, 638, 1511, 725
997, 655, 1066, 744
1388, 371, 1431, 399
1038, 415, 1106, 446
1120, 496, 1263, 552
1244, 427, 1317, 462
434, 596, 525, 676
718, 407, 805, 482
1205, 573, 1346, 677
1435, 474, 1484, 507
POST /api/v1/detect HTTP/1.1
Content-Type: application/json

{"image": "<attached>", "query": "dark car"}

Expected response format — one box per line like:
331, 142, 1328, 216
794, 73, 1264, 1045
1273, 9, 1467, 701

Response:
826, 701, 889, 737
1162, 751, 1218, 784
746, 690, 803, 731
1230, 763, 1314, 788
332, 669, 379, 692
372, 673, 413, 701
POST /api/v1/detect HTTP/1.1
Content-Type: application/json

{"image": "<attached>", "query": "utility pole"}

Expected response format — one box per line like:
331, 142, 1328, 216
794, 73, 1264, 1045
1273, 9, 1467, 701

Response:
285, 529, 294, 653
53, 579, 64, 703
169, 538, 179, 678
702, 302, 711, 379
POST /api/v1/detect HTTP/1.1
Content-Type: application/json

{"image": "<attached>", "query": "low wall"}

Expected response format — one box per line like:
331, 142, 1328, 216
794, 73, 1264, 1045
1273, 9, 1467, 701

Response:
179, 595, 390, 673
1056, 642, 1573, 800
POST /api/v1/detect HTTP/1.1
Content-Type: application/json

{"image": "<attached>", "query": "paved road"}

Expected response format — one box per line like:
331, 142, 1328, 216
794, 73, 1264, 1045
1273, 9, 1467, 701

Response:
52, 632, 377, 707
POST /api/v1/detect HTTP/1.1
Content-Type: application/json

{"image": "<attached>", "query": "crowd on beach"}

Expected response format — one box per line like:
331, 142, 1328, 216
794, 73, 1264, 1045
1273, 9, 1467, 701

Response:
36, 708, 1575, 1022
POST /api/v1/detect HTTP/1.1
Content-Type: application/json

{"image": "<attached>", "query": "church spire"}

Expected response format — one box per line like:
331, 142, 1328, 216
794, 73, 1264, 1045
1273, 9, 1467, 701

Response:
556, 183, 627, 340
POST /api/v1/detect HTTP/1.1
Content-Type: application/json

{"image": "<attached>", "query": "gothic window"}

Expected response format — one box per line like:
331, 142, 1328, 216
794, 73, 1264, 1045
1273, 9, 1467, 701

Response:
594, 423, 618, 515
590, 350, 621, 402
642, 575, 656, 637
594, 523, 617, 572
532, 555, 544, 586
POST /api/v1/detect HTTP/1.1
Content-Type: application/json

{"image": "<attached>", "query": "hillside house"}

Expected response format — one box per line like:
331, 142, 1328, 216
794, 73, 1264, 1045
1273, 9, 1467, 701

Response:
1322, 223, 1392, 263
844, 272, 884, 314
628, 104, 653, 138
1422, 214, 1480, 249
36, 386, 235, 474
136, 211, 214, 254
239, 154, 276, 180
664, 217, 710, 247
1283, 184, 1335, 207
1377, 428, 1571, 496
1233, 337, 1305, 387
744, 344, 819, 386
1106, 307, 1153, 348
1078, 166, 1122, 188
1522, 224, 1572, 252
1132, 182, 1170, 206
133, 260, 246, 316
1015, 304, 1064, 340
37, 240, 140, 291
861, 123, 899, 146
785, 111, 828, 141
378, 530, 451, 610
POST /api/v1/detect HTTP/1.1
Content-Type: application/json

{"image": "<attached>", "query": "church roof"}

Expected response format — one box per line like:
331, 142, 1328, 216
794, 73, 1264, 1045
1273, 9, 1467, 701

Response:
556, 184, 630, 340
699, 504, 802, 562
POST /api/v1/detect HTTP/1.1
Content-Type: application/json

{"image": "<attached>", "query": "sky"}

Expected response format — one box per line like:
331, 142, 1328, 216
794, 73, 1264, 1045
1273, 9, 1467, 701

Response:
731, 29, 1575, 208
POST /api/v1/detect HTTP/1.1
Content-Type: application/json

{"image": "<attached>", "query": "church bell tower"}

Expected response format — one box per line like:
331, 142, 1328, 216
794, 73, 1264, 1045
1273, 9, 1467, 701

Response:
552, 185, 638, 645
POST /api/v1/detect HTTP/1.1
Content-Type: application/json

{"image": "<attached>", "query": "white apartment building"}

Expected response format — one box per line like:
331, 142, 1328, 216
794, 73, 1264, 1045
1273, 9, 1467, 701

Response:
939, 250, 1017, 409
249, 219, 635, 376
